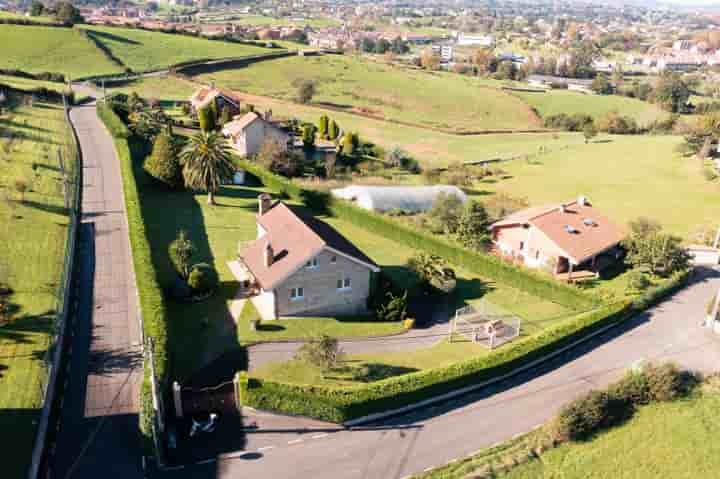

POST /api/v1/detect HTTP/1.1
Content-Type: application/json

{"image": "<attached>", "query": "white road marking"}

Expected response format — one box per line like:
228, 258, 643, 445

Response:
311, 433, 329, 439
288, 439, 303, 445
258, 446, 275, 452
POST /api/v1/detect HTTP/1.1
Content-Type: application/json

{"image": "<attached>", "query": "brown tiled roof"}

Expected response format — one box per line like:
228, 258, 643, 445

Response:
492, 198, 625, 264
240, 202, 379, 290
190, 86, 241, 110
222, 111, 261, 136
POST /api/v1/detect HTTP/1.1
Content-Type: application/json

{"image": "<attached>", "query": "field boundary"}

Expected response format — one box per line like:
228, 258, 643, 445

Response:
27, 97, 82, 479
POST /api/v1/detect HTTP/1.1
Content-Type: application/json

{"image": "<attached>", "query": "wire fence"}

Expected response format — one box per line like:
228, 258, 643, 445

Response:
28, 95, 81, 479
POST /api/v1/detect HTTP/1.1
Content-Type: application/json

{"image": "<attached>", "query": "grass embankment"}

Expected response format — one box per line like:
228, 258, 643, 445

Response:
512, 89, 669, 125
475, 134, 720, 237
80, 25, 273, 72
0, 24, 123, 78
499, 390, 720, 479
0, 101, 76, 478
195, 54, 542, 132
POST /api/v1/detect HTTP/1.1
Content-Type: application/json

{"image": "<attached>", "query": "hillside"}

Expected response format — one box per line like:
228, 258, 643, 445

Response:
195, 54, 543, 132
0, 24, 123, 78
512, 89, 668, 125
80, 25, 274, 72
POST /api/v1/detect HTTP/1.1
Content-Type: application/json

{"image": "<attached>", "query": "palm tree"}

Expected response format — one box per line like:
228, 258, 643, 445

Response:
179, 131, 235, 205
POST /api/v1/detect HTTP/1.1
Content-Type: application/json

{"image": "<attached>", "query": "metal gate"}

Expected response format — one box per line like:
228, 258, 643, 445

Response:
178, 380, 237, 417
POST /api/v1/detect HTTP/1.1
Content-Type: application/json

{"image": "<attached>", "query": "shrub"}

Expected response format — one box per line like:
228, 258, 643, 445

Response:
626, 269, 651, 293
553, 390, 620, 441
375, 291, 408, 322
296, 79, 317, 104
187, 262, 218, 293
643, 362, 689, 402
296, 335, 342, 371
169, 230, 196, 280
144, 133, 181, 188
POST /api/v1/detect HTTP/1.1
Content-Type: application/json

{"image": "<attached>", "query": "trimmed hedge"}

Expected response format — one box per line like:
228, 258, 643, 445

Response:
235, 159, 597, 311
96, 103, 168, 450
238, 265, 692, 423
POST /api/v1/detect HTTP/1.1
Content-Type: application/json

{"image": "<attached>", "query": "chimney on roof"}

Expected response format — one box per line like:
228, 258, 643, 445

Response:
258, 193, 272, 216
264, 241, 274, 268
558, 204, 566, 213
577, 195, 588, 206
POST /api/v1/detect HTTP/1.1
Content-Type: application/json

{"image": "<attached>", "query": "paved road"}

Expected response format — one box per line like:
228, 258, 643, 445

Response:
167, 267, 720, 479
50, 100, 143, 479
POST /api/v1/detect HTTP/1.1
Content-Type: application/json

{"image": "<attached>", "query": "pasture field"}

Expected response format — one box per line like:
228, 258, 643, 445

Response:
80, 25, 273, 72
228, 14, 340, 28
195, 54, 542, 132
512, 89, 668, 125
0, 11, 58, 23
0, 74, 67, 93
0, 24, 123, 78
0, 100, 75, 478
500, 392, 720, 479
475, 134, 720, 237
106, 75, 197, 101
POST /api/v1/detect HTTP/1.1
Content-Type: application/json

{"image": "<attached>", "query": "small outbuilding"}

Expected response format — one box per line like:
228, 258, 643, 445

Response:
330, 185, 467, 213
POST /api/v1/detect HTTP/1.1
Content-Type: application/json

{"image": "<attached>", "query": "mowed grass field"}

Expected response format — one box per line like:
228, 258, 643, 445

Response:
475, 134, 720, 237
512, 89, 668, 125
0, 100, 75, 478
0, 74, 67, 93
107, 75, 197, 101
499, 391, 720, 479
195, 55, 542, 132
0, 24, 123, 78
81, 25, 273, 72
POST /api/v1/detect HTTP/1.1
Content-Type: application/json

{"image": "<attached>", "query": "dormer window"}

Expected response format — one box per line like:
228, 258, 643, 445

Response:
305, 258, 318, 269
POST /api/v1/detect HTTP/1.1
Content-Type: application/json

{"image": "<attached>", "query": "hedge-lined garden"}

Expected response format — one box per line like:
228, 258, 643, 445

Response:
96, 102, 168, 449
238, 267, 690, 423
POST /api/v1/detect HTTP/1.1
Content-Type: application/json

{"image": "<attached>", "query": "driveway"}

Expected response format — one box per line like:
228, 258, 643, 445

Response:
164, 267, 720, 479
50, 99, 143, 479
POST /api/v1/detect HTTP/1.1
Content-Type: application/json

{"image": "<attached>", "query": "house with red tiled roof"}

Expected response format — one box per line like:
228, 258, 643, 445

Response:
189, 86, 242, 117
489, 196, 625, 281
229, 194, 380, 319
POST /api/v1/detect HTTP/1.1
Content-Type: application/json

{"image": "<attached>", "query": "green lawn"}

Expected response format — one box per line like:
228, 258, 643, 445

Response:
0, 11, 58, 23
512, 89, 668, 125
107, 75, 198, 101
195, 55, 542, 132
0, 24, 123, 78
499, 392, 720, 479
228, 14, 340, 29
474, 134, 720, 237
80, 25, 273, 72
0, 74, 67, 93
0, 100, 75, 478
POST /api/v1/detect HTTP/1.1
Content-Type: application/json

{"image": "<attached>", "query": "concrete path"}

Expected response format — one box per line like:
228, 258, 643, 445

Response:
51, 100, 143, 479
166, 267, 720, 479
247, 307, 451, 371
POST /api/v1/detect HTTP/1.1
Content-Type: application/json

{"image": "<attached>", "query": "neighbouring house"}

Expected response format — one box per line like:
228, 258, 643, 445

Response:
489, 196, 625, 281
230, 194, 380, 320
221, 111, 292, 157
189, 86, 242, 117
331, 185, 467, 213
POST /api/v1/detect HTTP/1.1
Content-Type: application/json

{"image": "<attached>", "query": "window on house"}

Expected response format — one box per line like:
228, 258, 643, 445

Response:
330, 255, 337, 264
520, 241, 525, 250
336, 276, 351, 290
535, 250, 540, 260
290, 287, 304, 300
305, 258, 318, 269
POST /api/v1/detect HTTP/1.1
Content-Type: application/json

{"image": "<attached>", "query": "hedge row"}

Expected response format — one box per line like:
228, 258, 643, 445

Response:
0, 68, 65, 83
0, 82, 71, 104
96, 103, 168, 449
238, 265, 691, 423
235, 159, 597, 311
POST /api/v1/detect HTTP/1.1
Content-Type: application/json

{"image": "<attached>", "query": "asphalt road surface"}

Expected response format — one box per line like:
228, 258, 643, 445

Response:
166, 267, 720, 479
50, 100, 143, 479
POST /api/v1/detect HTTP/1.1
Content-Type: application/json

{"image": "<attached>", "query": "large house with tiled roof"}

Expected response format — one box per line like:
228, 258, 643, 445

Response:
189, 86, 242, 117
221, 111, 291, 157
230, 194, 380, 319
489, 196, 625, 280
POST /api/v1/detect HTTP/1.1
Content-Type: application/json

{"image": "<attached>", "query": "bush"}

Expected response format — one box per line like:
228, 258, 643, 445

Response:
643, 362, 689, 402
553, 390, 621, 441
296, 335, 342, 371
187, 262, 218, 293
144, 133, 181, 188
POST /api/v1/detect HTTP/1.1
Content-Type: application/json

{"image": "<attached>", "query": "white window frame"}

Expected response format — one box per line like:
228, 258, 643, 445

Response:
305, 258, 319, 269
290, 287, 304, 301
336, 275, 351, 291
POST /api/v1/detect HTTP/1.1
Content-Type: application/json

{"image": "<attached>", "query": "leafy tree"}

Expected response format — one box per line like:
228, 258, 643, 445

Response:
198, 105, 216, 132
257, 139, 304, 178
328, 119, 340, 140
169, 230, 196, 279
179, 132, 234, 205
456, 201, 491, 251
296, 335, 341, 371
626, 270, 651, 293
583, 122, 598, 144
30, 1, 45, 16
472, 49, 497, 75
652, 73, 690, 113
341, 131, 359, 156
376, 291, 408, 322
374, 38, 391, 54
296, 79, 316, 104
420, 49, 441, 70
128, 108, 169, 141
360, 37, 376, 53
494, 60, 517, 80
54, 1, 82, 25
318, 114, 329, 139
623, 218, 690, 276
591, 73, 613, 95
144, 133, 181, 188
187, 263, 218, 293
428, 192, 464, 234
391, 37, 409, 54
407, 253, 457, 294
